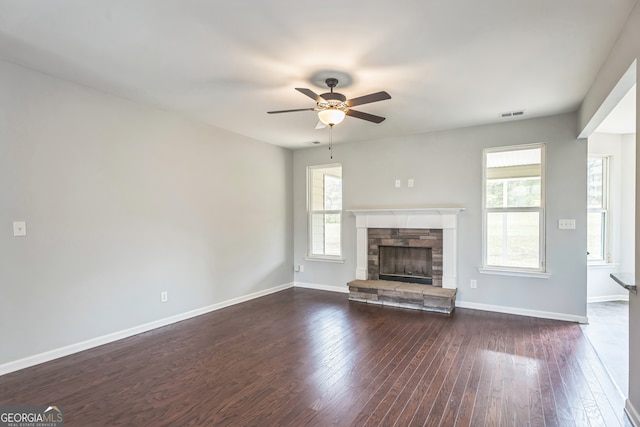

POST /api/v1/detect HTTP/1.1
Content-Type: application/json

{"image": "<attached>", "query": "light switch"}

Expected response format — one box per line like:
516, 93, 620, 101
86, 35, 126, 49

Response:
558, 219, 576, 230
395, 179, 401, 188
13, 221, 27, 237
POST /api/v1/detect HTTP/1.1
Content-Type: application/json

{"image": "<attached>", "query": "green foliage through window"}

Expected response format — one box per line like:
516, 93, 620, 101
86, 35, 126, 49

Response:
587, 157, 608, 262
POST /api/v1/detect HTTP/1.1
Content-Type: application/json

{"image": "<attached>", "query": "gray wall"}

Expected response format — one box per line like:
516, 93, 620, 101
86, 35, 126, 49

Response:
0, 59, 293, 365
579, 1, 639, 418
293, 112, 587, 319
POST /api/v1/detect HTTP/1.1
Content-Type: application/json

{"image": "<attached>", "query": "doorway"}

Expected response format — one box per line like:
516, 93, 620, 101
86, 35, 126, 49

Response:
583, 83, 636, 396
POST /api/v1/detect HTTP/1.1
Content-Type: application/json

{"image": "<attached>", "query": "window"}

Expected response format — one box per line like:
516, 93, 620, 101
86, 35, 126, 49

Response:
587, 156, 609, 262
308, 164, 342, 259
483, 144, 545, 272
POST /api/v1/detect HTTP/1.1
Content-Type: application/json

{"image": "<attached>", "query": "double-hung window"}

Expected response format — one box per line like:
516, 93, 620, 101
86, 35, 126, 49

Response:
587, 156, 609, 262
483, 144, 546, 273
308, 164, 342, 260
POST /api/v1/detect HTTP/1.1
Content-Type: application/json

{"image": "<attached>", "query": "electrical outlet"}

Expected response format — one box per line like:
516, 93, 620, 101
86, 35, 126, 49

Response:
408, 178, 414, 188
470, 279, 477, 289
160, 291, 168, 303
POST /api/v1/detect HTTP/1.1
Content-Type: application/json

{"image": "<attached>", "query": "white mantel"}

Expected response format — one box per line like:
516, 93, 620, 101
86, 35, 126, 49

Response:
348, 208, 464, 289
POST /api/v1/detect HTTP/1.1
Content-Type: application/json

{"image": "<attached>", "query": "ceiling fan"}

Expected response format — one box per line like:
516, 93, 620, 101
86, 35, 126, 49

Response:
267, 78, 391, 128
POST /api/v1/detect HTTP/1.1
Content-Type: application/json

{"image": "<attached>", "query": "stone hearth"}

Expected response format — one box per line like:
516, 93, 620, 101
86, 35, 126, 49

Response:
347, 279, 457, 315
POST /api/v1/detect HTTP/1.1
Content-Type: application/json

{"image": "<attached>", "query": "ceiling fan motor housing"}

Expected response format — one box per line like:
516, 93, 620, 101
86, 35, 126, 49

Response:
320, 92, 347, 102
321, 78, 346, 103
319, 78, 347, 110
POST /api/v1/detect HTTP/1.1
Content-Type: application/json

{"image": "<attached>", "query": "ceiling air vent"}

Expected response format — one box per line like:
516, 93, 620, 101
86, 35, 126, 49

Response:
500, 110, 525, 118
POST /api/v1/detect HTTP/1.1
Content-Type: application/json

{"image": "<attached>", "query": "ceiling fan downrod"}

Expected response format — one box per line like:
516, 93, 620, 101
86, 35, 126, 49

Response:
325, 78, 338, 92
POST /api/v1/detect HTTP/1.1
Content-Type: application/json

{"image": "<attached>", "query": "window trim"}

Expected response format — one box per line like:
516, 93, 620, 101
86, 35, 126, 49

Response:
307, 163, 343, 261
482, 143, 547, 274
587, 155, 610, 263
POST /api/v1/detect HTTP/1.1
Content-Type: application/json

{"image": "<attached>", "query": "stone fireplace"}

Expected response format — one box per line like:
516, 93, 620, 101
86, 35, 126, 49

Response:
348, 208, 463, 289
347, 208, 462, 314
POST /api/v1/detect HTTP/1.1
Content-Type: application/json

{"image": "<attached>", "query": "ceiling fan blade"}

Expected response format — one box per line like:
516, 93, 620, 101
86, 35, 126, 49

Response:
296, 88, 325, 102
346, 109, 386, 123
346, 91, 391, 107
267, 108, 315, 114
315, 120, 326, 130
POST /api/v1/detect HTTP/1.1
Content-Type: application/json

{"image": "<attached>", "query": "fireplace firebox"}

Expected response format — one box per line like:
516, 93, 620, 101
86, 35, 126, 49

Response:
379, 246, 433, 285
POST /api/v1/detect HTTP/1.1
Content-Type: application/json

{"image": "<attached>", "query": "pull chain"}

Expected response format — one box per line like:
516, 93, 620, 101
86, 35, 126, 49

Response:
329, 125, 333, 159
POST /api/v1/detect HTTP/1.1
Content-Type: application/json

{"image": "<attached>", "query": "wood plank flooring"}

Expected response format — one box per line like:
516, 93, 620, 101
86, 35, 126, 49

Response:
0, 288, 632, 426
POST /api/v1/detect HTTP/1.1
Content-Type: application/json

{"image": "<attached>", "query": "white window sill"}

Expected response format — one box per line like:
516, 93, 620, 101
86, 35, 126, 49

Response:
478, 267, 551, 279
305, 256, 345, 264
587, 262, 619, 270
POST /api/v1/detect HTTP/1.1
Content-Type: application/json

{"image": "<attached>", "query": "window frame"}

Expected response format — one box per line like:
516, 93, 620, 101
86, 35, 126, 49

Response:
306, 163, 343, 262
481, 143, 547, 276
587, 155, 610, 263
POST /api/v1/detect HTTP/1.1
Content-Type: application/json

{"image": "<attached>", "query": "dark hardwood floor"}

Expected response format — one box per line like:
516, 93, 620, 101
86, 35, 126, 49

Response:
0, 288, 632, 426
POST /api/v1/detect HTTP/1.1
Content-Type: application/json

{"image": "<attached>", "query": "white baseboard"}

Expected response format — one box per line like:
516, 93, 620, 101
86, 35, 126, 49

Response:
626, 399, 640, 427
587, 295, 629, 303
0, 282, 294, 376
455, 300, 588, 324
294, 282, 349, 294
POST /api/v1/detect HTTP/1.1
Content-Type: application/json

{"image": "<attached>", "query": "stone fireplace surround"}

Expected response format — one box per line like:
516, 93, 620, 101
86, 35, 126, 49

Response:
349, 208, 464, 289
368, 228, 442, 285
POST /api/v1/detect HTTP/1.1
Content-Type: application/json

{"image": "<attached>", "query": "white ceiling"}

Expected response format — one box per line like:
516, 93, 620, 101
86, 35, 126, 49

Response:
0, 0, 636, 148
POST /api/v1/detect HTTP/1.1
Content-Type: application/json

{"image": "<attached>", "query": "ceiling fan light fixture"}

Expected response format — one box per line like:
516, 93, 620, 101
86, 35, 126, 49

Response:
318, 108, 346, 126
267, 77, 390, 127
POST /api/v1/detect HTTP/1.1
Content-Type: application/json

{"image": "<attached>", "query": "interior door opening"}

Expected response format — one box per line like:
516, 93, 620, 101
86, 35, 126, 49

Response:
583, 77, 636, 396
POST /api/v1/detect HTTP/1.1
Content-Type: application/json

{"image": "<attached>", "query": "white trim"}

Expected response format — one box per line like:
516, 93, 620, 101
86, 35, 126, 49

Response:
294, 282, 349, 294
478, 267, 551, 279
0, 282, 294, 377
305, 256, 345, 264
456, 300, 588, 324
348, 208, 465, 216
626, 399, 640, 427
587, 294, 629, 303
587, 262, 620, 270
